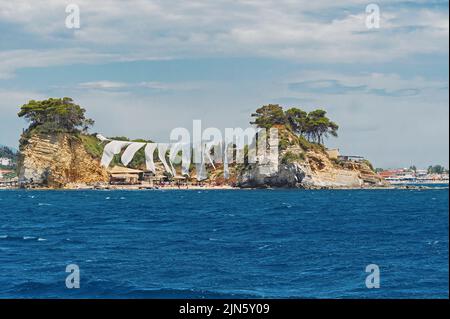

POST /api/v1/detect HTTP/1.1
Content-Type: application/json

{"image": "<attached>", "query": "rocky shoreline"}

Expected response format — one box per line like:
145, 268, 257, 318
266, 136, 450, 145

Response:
14, 130, 387, 190
1, 183, 447, 191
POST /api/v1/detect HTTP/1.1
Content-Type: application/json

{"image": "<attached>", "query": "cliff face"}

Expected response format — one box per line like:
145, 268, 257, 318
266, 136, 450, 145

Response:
300, 149, 383, 188
237, 127, 385, 189
18, 134, 108, 188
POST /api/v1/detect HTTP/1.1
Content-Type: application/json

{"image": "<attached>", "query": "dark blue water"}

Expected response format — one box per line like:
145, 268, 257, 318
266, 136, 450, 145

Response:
0, 188, 448, 298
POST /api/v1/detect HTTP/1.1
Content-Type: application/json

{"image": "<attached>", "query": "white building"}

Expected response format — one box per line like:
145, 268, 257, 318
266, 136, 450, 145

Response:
0, 157, 12, 166
415, 169, 428, 177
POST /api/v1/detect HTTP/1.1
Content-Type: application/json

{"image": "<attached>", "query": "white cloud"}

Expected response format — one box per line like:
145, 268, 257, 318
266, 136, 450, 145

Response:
71, 80, 208, 92
78, 81, 128, 89
0, 49, 118, 79
286, 71, 448, 97
0, 0, 447, 70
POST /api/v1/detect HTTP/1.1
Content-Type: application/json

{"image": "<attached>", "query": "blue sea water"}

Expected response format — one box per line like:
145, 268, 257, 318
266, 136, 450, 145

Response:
0, 187, 448, 299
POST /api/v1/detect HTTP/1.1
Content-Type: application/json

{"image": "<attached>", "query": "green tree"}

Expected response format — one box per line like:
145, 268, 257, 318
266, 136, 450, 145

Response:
250, 104, 339, 145
427, 165, 447, 174
0, 146, 17, 160
18, 98, 94, 134
285, 107, 308, 135
250, 104, 286, 129
305, 109, 338, 144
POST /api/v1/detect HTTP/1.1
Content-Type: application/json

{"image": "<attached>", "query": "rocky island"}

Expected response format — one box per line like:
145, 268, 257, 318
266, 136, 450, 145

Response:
16, 98, 385, 189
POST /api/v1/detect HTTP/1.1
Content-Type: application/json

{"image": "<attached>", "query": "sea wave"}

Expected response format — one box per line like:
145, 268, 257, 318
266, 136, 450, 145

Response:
0, 235, 46, 242
3, 280, 264, 299
38, 203, 53, 206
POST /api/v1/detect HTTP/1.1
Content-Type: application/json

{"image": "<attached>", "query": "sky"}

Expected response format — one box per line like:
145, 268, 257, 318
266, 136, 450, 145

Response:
0, 0, 448, 169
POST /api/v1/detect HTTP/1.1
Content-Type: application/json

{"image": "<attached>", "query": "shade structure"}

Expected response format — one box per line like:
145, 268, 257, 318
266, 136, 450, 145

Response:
108, 166, 144, 174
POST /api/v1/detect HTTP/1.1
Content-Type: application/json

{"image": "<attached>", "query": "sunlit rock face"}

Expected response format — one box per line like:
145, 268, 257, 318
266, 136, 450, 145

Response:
237, 134, 385, 189
18, 134, 108, 188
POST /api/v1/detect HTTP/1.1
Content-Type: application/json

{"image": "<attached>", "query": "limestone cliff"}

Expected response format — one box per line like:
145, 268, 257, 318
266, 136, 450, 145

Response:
237, 126, 385, 189
18, 134, 108, 188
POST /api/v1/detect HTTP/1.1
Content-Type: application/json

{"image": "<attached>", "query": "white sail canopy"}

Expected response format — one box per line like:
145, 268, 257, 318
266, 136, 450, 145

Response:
97, 130, 273, 180
101, 140, 132, 167
157, 143, 174, 176
121, 142, 146, 166
144, 143, 157, 173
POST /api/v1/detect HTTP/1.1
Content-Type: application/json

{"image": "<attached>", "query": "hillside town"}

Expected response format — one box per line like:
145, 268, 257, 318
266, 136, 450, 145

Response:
378, 167, 449, 184
0, 147, 18, 187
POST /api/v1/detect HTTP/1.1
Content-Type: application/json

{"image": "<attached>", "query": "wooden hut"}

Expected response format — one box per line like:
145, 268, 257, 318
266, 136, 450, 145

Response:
108, 166, 144, 185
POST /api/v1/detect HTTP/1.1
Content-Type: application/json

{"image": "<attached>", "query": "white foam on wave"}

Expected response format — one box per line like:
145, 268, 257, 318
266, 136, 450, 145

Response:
37, 238, 47, 241
23, 236, 36, 240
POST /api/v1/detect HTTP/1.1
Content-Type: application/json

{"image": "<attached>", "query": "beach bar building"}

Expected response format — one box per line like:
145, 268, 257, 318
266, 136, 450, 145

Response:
108, 166, 144, 185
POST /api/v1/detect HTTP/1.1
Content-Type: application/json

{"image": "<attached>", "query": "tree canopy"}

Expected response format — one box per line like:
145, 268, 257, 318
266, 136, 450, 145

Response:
250, 104, 286, 129
250, 104, 339, 145
304, 109, 338, 144
18, 98, 94, 134
427, 165, 448, 174
285, 108, 308, 136
0, 145, 17, 159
